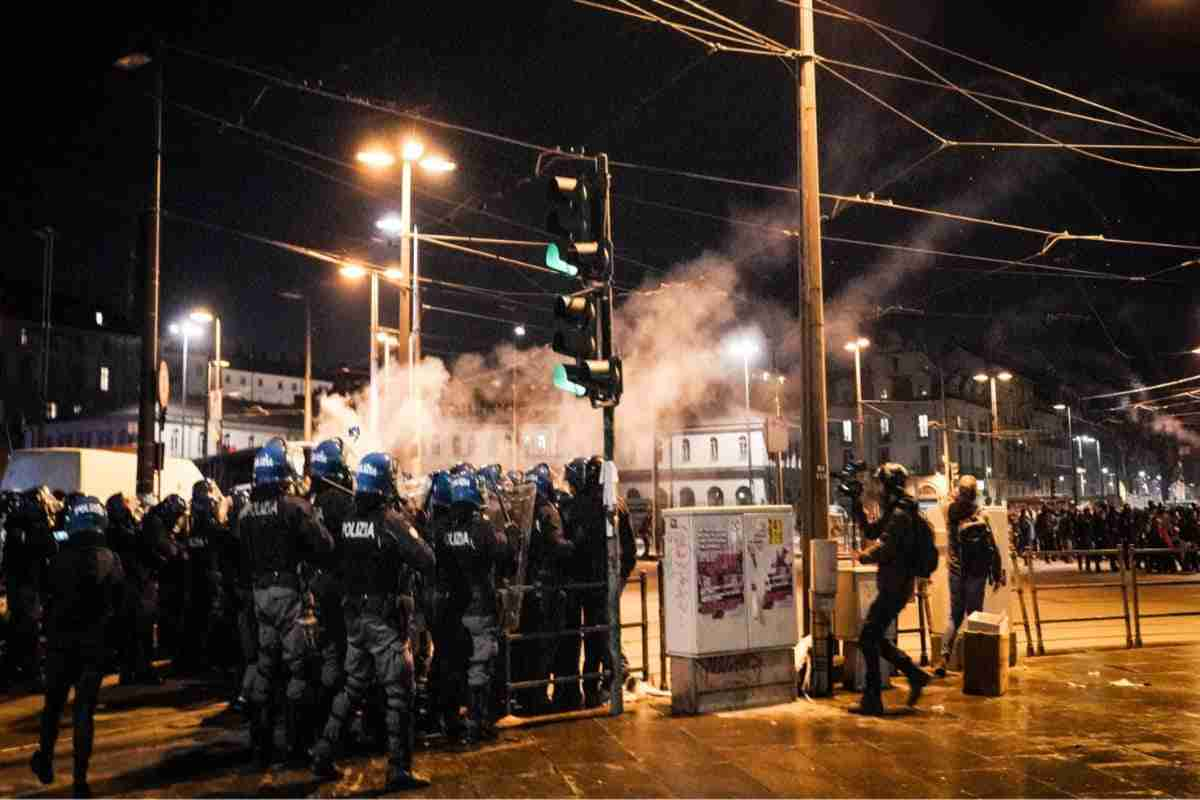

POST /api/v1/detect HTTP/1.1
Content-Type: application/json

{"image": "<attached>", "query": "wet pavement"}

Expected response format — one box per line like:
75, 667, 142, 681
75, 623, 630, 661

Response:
1, 642, 1199, 797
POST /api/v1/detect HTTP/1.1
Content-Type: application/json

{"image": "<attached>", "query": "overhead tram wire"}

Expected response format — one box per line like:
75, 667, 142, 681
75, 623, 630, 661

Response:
807, 0, 1200, 171
791, 0, 1199, 144
422, 304, 552, 332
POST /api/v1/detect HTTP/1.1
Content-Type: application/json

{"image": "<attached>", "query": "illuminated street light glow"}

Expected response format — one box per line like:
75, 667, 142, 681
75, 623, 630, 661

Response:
1054, 403, 1067, 411
419, 156, 456, 173
170, 321, 202, 338
974, 373, 989, 383
844, 337, 870, 353
401, 139, 425, 161
376, 213, 404, 235
114, 52, 152, 70
729, 338, 758, 359
997, 371, 1013, 382
384, 268, 404, 281
189, 309, 214, 324
514, 325, 526, 337
356, 149, 395, 169
339, 263, 367, 279
376, 332, 399, 345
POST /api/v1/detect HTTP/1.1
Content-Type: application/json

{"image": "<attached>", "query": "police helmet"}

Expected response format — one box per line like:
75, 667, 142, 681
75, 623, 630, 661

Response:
426, 470, 453, 509
21, 486, 61, 530
311, 437, 355, 491
450, 462, 477, 475
64, 495, 108, 538
253, 437, 302, 487
448, 468, 484, 509
506, 469, 526, 486
527, 462, 554, 502
874, 462, 910, 497
585, 455, 604, 490
357, 451, 398, 497
479, 463, 504, 491
564, 457, 588, 493
105, 492, 140, 529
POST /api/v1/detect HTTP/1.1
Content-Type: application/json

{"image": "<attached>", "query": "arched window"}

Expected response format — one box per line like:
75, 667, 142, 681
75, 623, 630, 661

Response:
707, 486, 725, 506
626, 488, 641, 500
709, 437, 719, 461
736, 486, 753, 505
656, 488, 670, 508
738, 435, 748, 458
432, 437, 442, 456
679, 487, 696, 507
681, 438, 691, 463
452, 435, 462, 455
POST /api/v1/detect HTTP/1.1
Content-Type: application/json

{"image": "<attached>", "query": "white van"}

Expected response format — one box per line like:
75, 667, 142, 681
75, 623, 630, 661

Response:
1, 448, 204, 501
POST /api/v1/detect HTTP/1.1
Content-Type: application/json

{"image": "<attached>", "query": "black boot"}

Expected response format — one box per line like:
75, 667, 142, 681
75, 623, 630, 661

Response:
384, 713, 431, 792
284, 702, 309, 765
29, 750, 54, 785
905, 667, 932, 707
253, 704, 275, 768
849, 690, 886, 716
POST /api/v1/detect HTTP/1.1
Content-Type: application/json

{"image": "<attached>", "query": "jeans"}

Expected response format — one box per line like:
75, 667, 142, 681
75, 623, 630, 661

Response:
942, 571, 987, 662
859, 588, 917, 695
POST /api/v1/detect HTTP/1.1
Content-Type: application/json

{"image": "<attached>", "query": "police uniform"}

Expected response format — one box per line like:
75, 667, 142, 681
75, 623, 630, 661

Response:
432, 479, 512, 744
311, 453, 435, 791
30, 496, 124, 797
239, 440, 334, 765
3, 488, 60, 688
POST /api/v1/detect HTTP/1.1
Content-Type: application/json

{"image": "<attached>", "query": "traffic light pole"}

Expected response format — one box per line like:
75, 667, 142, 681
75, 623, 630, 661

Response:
796, 0, 832, 697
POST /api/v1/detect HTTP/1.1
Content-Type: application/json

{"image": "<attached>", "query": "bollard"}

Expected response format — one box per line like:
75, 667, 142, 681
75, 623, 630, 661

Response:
639, 571, 649, 686
1010, 550, 1035, 657
1025, 552, 1046, 656
1118, 543, 1133, 649
657, 559, 668, 690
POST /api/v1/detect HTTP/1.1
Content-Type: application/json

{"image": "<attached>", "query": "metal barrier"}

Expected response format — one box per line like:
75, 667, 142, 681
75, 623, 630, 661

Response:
1015, 545, 1200, 654
500, 570, 651, 719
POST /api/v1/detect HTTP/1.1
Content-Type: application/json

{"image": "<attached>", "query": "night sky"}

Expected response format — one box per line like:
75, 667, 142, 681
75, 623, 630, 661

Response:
7, 1, 1200, 394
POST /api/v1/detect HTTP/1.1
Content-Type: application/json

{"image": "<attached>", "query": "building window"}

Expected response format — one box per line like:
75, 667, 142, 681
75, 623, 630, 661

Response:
917, 414, 930, 439
627, 488, 641, 500
709, 437, 719, 461
46, 401, 57, 420
452, 435, 462, 456
536, 434, 548, 454
880, 388, 889, 400
241, 376, 247, 386
707, 486, 725, 506
843, 449, 854, 468
20, 328, 29, 346
679, 487, 696, 507
736, 486, 753, 505
248, 435, 256, 448
258, 378, 263, 387
95, 311, 104, 326
738, 435, 748, 458
681, 438, 691, 463
920, 445, 931, 475
73, 404, 82, 415
292, 382, 299, 392
880, 446, 890, 463
99, 366, 110, 392
432, 437, 442, 456
880, 417, 891, 439
278, 381, 284, 390
841, 419, 853, 444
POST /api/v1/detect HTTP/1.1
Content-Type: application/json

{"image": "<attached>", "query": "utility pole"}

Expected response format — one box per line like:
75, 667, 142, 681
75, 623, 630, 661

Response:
304, 297, 312, 441
136, 42, 163, 497
34, 227, 56, 447
796, 0, 832, 695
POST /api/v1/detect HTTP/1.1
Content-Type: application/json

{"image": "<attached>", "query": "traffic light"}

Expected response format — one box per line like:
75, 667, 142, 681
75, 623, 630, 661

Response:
545, 172, 611, 282
551, 292, 622, 405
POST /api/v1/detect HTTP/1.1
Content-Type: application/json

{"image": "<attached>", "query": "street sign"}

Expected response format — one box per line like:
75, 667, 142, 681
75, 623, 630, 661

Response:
157, 360, 170, 409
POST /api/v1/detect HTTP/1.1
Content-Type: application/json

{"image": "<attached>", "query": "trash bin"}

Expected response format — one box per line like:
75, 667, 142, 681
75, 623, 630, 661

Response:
962, 611, 1010, 697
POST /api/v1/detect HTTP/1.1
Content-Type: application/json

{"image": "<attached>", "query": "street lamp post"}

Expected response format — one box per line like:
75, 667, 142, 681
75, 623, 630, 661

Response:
763, 371, 787, 502
728, 337, 759, 503
278, 292, 312, 441
512, 325, 525, 469
844, 338, 869, 462
974, 370, 1012, 502
189, 309, 221, 457
168, 321, 203, 459
1054, 404, 1079, 505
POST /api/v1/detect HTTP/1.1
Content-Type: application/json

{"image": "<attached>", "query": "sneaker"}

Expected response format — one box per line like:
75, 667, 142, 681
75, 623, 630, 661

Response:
384, 767, 431, 792
73, 781, 92, 799
907, 669, 932, 707
933, 659, 948, 679
30, 750, 53, 785
849, 696, 885, 716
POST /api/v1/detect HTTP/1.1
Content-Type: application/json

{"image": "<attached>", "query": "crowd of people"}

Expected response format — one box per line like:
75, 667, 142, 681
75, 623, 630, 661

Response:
1009, 501, 1200, 573
0, 437, 637, 796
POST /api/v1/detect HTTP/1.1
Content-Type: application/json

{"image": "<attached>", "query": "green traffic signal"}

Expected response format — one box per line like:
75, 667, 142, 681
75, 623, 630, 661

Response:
545, 243, 580, 277
553, 364, 587, 397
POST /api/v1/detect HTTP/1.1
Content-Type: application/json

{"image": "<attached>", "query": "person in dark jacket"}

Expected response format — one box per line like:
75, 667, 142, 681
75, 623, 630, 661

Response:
311, 452, 436, 791
307, 438, 356, 733
425, 470, 470, 738
934, 475, 1002, 677
430, 467, 513, 746
4, 487, 61, 690
512, 463, 575, 715
239, 437, 334, 767
29, 495, 124, 798
851, 463, 932, 716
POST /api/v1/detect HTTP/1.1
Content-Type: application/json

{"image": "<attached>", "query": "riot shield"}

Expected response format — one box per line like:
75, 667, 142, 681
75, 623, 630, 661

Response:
486, 483, 536, 633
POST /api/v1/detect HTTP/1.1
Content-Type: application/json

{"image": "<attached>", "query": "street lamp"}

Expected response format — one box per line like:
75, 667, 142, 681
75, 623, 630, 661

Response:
1054, 404, 1079, 504
844, 337, 870, 462
168, 320, 203, 459
189, 308, 222, 457
974, 370, 1012, 501
728, 338, 759, 415
761, 371, 787, 419
512, 325, 526, 469
278, 292, 312, 441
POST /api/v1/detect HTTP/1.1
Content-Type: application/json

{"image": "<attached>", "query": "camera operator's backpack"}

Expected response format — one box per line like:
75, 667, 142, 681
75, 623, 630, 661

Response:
958, 511, 997, 579
909, 507, 939, 579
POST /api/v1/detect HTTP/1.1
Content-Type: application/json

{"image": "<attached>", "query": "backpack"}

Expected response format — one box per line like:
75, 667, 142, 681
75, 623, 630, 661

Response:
909, 507, 939, 579
958, 512, 997, 579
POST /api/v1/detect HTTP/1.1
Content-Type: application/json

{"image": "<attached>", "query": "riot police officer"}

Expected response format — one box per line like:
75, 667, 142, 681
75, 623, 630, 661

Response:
174, 480, 223, 675
239, 437, 334, 767
512, 463, 574, 715
431, 468, 513, 745
425, 471, 469, 738
311, 452, 435, 791
145, 494, 189, 670
3, 487, 61, 689
29, 495, 123, 798
307, 438, 356, 733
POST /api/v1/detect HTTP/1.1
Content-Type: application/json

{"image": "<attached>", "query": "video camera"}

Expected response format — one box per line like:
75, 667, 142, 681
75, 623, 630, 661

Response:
835, 460, 869, 529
